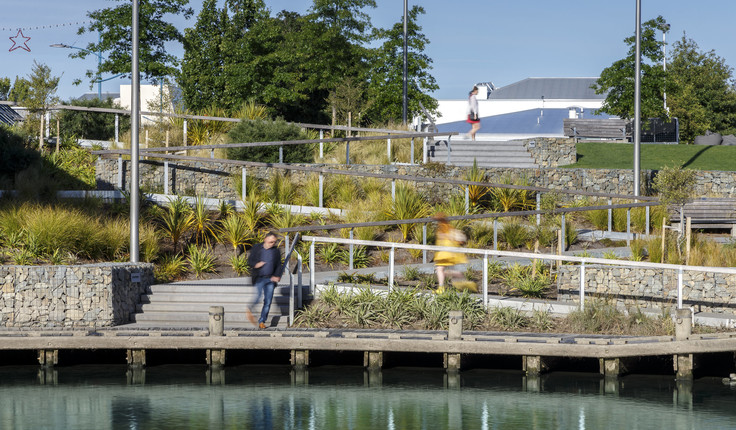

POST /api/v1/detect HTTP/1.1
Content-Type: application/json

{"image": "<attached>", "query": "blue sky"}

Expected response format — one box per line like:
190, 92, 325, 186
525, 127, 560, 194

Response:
3, 1, 736, 102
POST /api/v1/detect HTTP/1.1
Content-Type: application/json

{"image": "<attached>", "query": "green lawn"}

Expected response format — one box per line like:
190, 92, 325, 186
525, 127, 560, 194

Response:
563, 142, 736, 171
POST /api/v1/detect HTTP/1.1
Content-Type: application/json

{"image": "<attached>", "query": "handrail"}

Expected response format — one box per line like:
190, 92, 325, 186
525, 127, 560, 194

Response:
96, 151, 660, 202
303, 235, 736, 311
282, 233, 302, 326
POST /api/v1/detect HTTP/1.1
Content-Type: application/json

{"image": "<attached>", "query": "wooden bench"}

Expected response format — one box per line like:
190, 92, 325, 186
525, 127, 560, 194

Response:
669, 198, 736, 235
563, 118, 628, 141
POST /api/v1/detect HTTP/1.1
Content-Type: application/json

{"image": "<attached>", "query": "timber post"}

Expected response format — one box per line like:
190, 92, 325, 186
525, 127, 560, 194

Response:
127, 349, 146, 369
364, 351, 383, 371
291, 350, 310, 370
523, 356, 549, 376
444, 310, 463, 372
207, 306, 226, 368
674, 308, 695, 380
37, 349, 58, 368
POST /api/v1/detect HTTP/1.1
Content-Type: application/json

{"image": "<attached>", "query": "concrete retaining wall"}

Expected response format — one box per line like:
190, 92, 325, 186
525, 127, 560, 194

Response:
557, 265, 736, 314
0, 263, 154, 328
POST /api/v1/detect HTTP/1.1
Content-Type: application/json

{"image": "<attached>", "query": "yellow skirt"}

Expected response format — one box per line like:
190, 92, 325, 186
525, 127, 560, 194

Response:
434, 250, 467, 267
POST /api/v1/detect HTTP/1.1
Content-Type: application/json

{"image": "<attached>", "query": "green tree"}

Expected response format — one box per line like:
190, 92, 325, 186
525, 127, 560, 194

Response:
9, 76, 31, 103
309, 0, 376, 43
364, 5, 438, 124
0, 77, 10, 100
594, 16, 669, 123
21, 62, 60, 149
59, 98, 131, 141
75, 0, 193, 84
667, 35, 736, 142
226, 119, 313, 163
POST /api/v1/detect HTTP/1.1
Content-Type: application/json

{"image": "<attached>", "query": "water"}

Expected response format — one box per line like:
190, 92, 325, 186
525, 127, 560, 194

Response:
1, 365, 736, 430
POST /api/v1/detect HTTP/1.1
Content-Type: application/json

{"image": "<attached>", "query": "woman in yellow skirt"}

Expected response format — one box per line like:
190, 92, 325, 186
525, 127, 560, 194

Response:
433, 214, 468, 292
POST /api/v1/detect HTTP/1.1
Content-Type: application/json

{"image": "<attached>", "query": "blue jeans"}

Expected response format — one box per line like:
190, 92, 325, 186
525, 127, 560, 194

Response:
252, 277, 276, 324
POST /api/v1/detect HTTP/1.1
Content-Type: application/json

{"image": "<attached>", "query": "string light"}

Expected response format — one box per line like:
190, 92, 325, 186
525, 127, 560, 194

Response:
1, 21, 87, 32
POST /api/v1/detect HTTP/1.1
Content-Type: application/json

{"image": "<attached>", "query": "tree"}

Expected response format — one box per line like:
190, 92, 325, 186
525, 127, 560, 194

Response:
364, 5, 438, 124
309, 0, 376, 43
226, 119, 313, 163
594, 16, 669, 123
667, 35, 736, 142
75, 0, 193, 84
8, 76, 31, 104
0, 77, 10, 100
59, 98, 131, 141
20, 62, 60, 149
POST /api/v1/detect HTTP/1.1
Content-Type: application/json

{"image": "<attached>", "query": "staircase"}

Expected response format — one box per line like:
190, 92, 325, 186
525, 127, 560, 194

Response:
427, 139, 538, 168
130, 278, 305, 328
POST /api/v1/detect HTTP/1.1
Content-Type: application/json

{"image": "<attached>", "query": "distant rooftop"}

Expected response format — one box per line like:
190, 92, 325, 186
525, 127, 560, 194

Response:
488, 77, 604, 100
0, 104, 22, 125
75, 92, 120, 102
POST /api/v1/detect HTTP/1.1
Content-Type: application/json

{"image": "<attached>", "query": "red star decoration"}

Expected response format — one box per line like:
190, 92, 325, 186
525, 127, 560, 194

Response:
9, 29, 31, 52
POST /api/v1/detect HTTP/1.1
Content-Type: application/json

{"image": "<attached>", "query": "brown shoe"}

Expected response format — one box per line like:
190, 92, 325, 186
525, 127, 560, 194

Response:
246, 309, 257, 325
258, 322, 267, 329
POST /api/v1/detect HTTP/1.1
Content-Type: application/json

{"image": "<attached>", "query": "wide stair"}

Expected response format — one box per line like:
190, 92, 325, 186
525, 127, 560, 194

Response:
427, 139, 538, 168
130, 278, 306, 329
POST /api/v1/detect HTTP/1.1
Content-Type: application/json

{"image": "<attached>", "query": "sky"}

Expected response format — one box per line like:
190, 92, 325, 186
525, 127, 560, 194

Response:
3, 1, 736, 102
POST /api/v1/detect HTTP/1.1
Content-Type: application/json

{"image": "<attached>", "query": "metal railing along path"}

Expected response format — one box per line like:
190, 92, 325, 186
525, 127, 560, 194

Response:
300, 236, 736, 312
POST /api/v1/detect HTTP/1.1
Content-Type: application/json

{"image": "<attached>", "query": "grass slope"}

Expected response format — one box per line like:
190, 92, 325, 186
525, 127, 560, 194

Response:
564, 142, 736, 171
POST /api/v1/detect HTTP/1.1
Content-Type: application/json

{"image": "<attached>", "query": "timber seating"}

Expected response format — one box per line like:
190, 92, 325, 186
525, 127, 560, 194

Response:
669, 198, 736, 235
563, 118, 628, 141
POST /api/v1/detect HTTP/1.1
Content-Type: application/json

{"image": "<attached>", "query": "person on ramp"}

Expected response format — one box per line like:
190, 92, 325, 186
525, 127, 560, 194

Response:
246, 232, 283, 329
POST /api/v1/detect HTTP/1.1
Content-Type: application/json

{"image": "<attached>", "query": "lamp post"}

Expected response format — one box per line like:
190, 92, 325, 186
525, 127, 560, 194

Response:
633, 0, 642, 197
662, 23, 670, 113
402, 0, 408, 126
50, 41, 104, 100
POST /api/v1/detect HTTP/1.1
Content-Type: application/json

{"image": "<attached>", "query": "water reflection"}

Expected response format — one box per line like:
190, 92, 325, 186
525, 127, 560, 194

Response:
0, 365, 735, 429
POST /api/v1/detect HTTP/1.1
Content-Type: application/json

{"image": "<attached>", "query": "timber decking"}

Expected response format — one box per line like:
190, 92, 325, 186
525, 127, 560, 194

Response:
1, 327, 735, 359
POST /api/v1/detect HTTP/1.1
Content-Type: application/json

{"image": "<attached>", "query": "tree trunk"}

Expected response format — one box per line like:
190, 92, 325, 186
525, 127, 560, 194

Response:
38, 112, 44, 150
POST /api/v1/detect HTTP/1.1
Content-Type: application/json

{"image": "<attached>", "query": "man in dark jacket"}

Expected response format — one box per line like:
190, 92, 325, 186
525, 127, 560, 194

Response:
246, 232, 283, 329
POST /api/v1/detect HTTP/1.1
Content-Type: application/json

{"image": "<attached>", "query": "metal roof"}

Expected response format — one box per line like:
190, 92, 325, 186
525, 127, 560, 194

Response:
0, 104, 22, 125
488, 77, 604, 100
437, 108, 614, 135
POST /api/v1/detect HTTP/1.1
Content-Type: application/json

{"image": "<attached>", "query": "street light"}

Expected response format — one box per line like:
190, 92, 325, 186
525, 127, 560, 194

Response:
50, 39, 103, 100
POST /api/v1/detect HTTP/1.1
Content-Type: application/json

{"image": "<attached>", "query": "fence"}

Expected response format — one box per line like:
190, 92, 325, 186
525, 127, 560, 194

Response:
298, 236, 736, 314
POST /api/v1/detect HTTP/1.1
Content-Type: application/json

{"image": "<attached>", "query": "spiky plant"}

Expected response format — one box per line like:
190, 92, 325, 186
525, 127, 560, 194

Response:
192, 196, 217, 247
217, 214, 252, 255
186, 244, 217, 278
463, 159, 489, 208
159, 195, 194, 254
384, 183, 431, 242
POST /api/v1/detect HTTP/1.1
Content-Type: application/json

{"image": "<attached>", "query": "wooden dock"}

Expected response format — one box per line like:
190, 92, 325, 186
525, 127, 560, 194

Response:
1, 309, 731, 379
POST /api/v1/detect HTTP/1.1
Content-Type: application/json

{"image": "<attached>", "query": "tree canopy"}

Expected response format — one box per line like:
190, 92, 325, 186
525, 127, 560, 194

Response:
76, 0, 193, 83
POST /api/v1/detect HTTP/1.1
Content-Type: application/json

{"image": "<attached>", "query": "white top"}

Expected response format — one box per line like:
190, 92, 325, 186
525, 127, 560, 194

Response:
467, 94, 478, 115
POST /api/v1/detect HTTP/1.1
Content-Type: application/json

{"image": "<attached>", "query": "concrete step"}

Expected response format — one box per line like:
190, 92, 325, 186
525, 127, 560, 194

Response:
140, 292, 298, 304
133, 307, 289, 321
137, 301, 294, 313
131, 311, 289, 326
427, 139, 538, 168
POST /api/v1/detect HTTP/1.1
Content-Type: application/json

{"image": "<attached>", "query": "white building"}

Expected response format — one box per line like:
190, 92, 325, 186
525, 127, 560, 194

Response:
434, 77, 614, 140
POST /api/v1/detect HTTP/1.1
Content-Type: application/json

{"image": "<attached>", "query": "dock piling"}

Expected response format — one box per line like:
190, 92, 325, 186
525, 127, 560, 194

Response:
364, 351, 383, 371
445, 311, 463, 372
127, 349, 146, 369
37, 349, 58, 368
675, 308, 695, 380
291, 350, 310, 369
523, 356, 548, 376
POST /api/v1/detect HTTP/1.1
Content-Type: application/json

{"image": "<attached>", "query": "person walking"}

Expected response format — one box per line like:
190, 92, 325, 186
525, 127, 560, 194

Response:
246, 232, 283, 329
467, 86, 481, 141
433, 214, 471, 293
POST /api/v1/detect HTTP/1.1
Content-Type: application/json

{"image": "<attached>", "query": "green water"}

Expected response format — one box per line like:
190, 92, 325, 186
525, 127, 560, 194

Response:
1, 365, 735, 429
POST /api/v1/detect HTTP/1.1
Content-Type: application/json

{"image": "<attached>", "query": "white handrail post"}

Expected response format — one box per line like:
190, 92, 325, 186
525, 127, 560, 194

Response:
309, 239, 315, 294
580, 261, 586, 311
536, 193, 541, 226
210, 148, 215, 159
422, 137, 427, 164
117, 155, 123, 189
183, 119, 187, 146
465, 187, 470, 214
346, 141, 350, 165
646, 205, 650, 236
241, 167, 247, 201
627, 208, 631, 245
115, 114, 119, 145
561, 214, 566, 252
164, 161, 169, 195
388, 246, 395, 291
410, 137, 414, 165
297, 253, 303, 308
279, 145, 284, 163
319, 129, 324, 159
349, 229, 354, 270
677, 267, 683, 309
318, 173, 324, 208
387, 135, 392, 163
422, 224, 428, 264
608, 198, 613, 233
288, 261, 294, 327
483, 253, 489, 308
493, 219, 498, 251
391, 180, 396, 202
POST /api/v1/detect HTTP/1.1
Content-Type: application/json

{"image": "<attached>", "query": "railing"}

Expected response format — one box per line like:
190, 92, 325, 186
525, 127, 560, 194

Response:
300, 236, 736, 312
281, 233, 303, 326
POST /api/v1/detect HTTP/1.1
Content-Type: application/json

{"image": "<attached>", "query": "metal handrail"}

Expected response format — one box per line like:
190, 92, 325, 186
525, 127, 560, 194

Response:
281, 233, 302, 326
303, 235, 736, 312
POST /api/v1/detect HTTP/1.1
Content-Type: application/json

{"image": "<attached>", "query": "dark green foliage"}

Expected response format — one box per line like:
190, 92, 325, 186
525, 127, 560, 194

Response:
0, 125, 39, 182
226, 119, 313, 163
59, 98, 130, 141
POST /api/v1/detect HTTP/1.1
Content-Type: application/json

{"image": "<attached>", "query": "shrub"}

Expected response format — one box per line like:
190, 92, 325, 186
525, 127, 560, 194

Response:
58, 98, 130, 140
155, 254, 187, 282
501, 219, 528, 249
490, 306, 528, 330
319, 243, 342, 268
384, 183, 431, 242
158, 195, 194, 254
229, 254, 250, 276
227, 119, 313, 163
186, 244, 217, 278
217, 214, 252, 255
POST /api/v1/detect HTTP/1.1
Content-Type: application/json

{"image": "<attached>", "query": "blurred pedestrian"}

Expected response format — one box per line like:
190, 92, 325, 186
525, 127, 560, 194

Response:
246, 232, 283, 329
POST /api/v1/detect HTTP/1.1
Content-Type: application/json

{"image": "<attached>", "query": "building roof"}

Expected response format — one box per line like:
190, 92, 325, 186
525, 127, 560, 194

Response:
0, 104, 23, 125
75, 92, 120, 102
488, 77, 604, 100
437, 107, 614, 135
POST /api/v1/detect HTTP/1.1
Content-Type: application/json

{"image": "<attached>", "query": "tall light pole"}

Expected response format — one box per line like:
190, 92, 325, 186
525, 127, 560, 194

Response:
633, 0, 642, 197
402, 0, 408, 126
130, 0, 140, 263
662, 23, 670, 113
50, 42, 103, 100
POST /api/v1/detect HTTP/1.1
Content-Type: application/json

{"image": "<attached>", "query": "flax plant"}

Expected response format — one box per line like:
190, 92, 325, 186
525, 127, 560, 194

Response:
186, 244, 217, 278
462, 159, 489, 208
159, 195, 194, 254
384, 183, 431, 242
192, 196, 218, 247
217, 214, 252, 255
